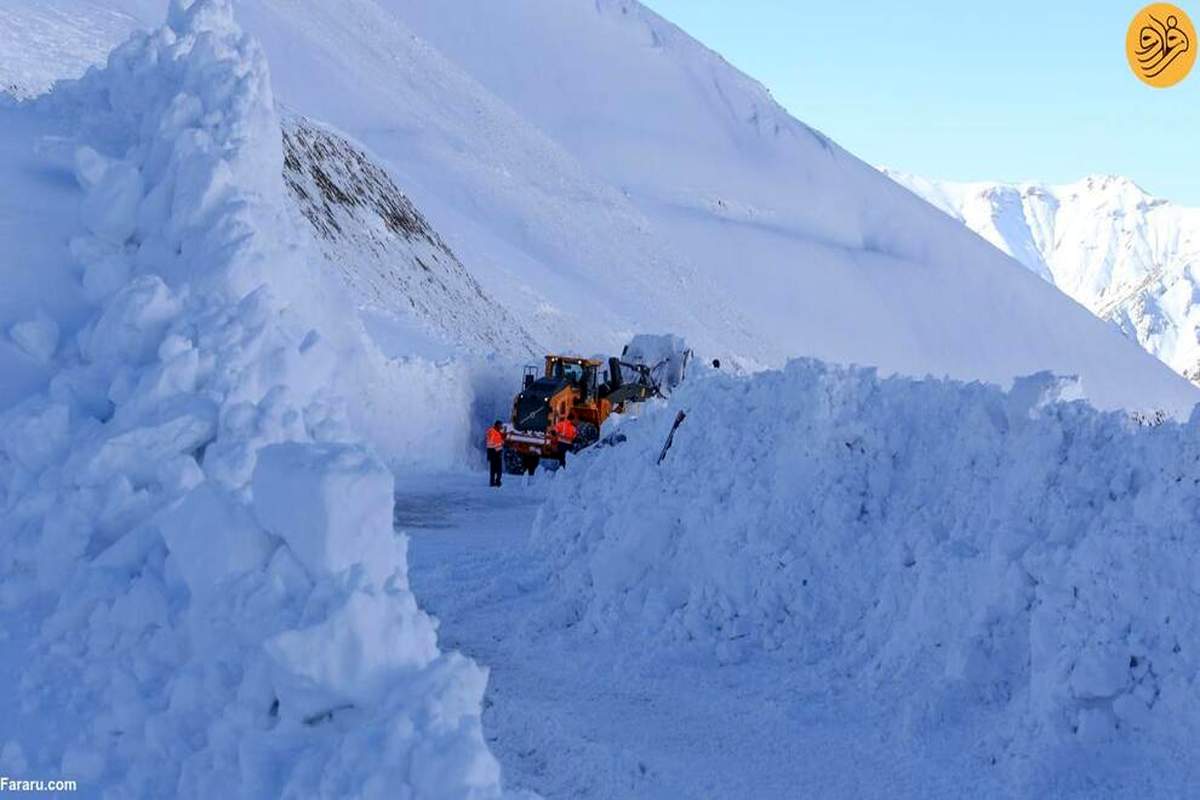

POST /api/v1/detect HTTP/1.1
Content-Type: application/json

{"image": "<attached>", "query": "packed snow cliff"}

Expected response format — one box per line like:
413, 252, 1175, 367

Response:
0, 1, 506, 796
536, 361, 1200, 792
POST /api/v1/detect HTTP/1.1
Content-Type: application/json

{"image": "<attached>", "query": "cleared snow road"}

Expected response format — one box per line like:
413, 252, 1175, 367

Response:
400, 471, 1017, 799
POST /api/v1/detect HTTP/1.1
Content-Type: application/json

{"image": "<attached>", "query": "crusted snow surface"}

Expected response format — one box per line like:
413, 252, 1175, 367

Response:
0, 2, 509, 796
0, 0, 142, 100
535, 361, 1200, 794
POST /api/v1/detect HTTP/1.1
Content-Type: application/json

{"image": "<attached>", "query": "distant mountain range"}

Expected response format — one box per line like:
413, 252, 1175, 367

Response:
885, 170, 1200, 383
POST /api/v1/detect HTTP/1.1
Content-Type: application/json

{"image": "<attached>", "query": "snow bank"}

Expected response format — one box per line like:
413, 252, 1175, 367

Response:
535, 360, 1200, 754
0, 2, 504, 795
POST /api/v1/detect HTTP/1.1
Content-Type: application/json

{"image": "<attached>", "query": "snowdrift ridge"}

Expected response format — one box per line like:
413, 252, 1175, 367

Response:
537, 361, 1200, 779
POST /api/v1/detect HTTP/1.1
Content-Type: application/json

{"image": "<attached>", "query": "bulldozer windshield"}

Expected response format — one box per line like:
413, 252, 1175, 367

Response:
551, 361, 584, 384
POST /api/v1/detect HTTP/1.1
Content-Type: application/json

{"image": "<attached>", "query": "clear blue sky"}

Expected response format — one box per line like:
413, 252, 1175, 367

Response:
641, 0, 1200, 204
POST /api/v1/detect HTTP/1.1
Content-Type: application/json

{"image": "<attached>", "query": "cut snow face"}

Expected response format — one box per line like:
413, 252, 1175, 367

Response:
0, 1, 506, 796
885, 170, 1200, 386
535, 360, 1200, 786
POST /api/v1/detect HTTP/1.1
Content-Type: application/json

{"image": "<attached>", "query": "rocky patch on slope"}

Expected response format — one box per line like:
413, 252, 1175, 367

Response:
283, 116, 539, 357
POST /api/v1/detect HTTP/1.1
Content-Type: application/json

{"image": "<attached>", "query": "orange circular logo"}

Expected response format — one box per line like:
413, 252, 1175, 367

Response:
1127, 3, 1196, 87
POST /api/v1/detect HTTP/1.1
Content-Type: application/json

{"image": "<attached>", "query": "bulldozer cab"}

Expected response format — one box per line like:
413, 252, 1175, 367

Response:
545, 355, 601, 401
511, 356, 597, 434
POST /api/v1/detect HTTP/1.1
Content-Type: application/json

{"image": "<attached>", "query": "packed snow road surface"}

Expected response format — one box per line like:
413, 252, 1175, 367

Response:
406, 352, 1200, 799
402, 469, 1133, 799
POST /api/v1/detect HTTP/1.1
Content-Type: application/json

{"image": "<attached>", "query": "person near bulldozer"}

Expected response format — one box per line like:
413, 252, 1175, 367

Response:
553, 414, 578, 467
486, 420, 506, 487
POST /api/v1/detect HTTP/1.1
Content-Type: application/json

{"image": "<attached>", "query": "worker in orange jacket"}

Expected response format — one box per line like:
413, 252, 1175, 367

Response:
486, 420, 505, 487
553, 414, 577, 468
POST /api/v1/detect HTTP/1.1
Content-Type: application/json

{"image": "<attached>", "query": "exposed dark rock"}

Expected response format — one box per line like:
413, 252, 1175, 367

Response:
281, 115, 538, 356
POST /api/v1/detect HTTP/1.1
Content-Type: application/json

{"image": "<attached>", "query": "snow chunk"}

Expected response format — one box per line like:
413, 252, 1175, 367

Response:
75, 146, 144, 244
160, 483, 275, 603
80, 275, 181, 366
8, 311, 59, 363
266, 589, 439, 711
1070, 647, 1130, 700
252, 442, 403, 584
74, 398, 217, 486
0, 400, 69, 472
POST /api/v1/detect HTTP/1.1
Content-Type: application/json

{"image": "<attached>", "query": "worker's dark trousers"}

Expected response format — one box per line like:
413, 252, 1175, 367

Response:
487, 448, 503, 486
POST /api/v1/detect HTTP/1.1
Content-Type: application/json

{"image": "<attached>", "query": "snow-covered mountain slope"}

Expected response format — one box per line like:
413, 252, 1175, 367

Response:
0, 2, 508, 795
0, 1, 141, 99
282, 115, 539, 357
221, 0, 744, 363
370, 0, 1200, 413
4, 0, 1198, 414
885, 171, 1200, 382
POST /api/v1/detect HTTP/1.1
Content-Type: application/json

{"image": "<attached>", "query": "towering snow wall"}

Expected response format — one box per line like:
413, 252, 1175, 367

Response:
535, 362, 1200, 783
0, 1, 504, 796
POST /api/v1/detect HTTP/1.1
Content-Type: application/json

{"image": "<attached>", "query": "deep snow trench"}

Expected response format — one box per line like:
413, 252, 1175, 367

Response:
5, 3, 1200, 798
402, 470, 1172, 799
405, 351, 1200, 800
